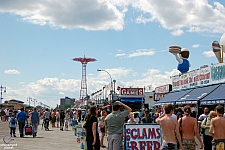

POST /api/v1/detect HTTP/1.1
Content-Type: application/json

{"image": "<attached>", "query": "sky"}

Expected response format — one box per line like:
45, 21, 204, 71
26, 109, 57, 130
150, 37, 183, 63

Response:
1, 0, 225, 108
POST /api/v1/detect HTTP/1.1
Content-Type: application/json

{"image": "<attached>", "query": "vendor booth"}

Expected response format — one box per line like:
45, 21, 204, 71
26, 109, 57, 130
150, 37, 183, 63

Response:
200, 83, 225, 106
155, 89, 193, 106
176, 84, 220, 105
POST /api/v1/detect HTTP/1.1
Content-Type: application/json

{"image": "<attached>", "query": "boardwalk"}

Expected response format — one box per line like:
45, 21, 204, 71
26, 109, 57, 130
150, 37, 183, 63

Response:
0, 120, 203, 150
0, 120, 108, 150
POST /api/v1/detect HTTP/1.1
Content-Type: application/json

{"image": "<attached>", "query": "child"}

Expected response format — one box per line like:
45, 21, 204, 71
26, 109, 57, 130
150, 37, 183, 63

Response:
8, 114, 17, 137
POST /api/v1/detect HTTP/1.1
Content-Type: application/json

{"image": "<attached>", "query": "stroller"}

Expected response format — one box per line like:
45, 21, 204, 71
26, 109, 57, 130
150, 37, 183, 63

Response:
24, 123, 33, 136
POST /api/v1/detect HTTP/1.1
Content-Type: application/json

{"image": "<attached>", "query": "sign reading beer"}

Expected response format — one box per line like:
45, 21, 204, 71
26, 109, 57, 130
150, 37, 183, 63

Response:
124, 124, 161, 150
120, 88, 144, 97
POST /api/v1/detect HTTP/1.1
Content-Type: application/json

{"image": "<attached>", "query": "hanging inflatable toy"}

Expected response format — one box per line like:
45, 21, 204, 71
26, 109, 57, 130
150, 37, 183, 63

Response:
169, 46, 190, 74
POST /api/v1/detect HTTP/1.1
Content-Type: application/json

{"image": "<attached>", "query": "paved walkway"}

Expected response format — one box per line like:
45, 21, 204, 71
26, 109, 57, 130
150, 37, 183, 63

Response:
0, 120, 108, 150
0, 120, 203, 150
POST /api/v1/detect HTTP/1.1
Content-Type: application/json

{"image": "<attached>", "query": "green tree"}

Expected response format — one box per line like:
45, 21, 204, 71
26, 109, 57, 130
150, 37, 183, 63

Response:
63, 104, 71, 110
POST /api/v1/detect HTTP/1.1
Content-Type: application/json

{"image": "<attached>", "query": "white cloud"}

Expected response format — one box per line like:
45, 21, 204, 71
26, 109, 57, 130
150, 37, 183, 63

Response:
133, 72, 138, 76
115, 49, 155, 58
115, 53, 126, 57
4, 69, 20, 74
3, 68, 180, 108
187, 26, 207, 33
192, 44, 200, 48
110, 0, 225, 34
136, 15, 155, 24
117, 69, 173, 91
171, 29, 184, 36
1, 0, 225, 34
117, 49, 124, 52
0, 0, 124, 30
127, 49, 155, 58
203, 51, 215, 57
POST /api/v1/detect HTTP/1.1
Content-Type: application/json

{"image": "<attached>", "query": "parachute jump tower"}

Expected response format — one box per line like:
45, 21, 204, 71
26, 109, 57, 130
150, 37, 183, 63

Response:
73, 56, 97, 104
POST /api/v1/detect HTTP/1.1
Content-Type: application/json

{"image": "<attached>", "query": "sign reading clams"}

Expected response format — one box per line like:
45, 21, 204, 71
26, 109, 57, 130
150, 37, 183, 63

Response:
124, 124, 161, 150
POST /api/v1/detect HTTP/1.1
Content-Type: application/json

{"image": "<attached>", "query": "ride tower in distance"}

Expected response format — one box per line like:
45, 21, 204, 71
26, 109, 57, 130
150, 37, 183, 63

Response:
73, 55, 97, 106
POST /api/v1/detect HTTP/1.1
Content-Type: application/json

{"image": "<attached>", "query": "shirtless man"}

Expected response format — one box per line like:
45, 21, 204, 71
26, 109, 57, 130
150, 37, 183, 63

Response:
209, 105, 225, 150
156, 104, 184, 150
178, 105, 203, 150
56, 110, 60, 128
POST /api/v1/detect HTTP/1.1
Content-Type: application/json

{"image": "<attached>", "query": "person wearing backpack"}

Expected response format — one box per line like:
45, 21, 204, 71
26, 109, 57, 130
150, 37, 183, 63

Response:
8, 114, 17, 137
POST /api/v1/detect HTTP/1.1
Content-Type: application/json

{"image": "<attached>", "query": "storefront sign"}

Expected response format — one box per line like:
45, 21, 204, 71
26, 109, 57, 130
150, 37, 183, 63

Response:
120, 88, 144, 97
211, 63, 225, 83
171, 64, 217, 90
155, 84, 172, 93
201, 100, 225, 105
176, 100, 197, 105
124, 124, 161, 150
154, 93, 164, 101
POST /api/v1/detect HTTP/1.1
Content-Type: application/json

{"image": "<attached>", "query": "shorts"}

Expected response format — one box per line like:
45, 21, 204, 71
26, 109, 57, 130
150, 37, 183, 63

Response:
60, 119, 64, 126
212, 139, 225, 150
100, 127, 105, 133
182, 139, 196, 150
161, 142, 177, 150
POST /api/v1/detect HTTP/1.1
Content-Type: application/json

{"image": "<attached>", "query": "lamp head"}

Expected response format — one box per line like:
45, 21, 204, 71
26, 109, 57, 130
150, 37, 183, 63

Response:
97, 69, 102, 71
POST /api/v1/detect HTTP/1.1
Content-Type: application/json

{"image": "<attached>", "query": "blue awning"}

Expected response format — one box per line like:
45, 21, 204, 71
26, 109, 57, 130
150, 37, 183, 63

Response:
176, 84, 220, 105
155, 89, 193, 105
201, 84, 225, 105
121, 98, 144, 103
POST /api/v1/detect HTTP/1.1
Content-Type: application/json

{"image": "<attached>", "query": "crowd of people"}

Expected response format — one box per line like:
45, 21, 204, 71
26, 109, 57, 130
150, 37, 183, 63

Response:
83, 103, 225, 150
0, 107, 87, 137
1, 103, 225, 150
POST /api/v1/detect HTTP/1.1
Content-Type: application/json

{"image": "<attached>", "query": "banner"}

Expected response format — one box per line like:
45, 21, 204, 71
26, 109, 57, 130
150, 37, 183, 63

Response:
124, 124, 161, 150
211, 63, 225, 83
171, 64, 215, 90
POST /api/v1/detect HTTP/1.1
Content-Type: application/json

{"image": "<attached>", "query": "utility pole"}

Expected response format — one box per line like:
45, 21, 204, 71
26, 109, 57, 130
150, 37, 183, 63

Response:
27, 97, 32, 107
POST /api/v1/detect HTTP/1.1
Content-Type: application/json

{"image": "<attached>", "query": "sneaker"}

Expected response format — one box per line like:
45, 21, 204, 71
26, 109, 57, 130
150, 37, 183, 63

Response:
13, 134, 16, 137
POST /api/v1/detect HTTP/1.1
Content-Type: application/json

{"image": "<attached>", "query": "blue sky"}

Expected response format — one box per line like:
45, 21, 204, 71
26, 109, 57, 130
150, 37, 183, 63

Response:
0, 0, 225, 108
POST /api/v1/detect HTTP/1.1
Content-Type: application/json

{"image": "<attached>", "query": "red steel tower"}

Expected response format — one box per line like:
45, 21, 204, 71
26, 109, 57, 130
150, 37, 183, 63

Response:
73, 56, 97, 104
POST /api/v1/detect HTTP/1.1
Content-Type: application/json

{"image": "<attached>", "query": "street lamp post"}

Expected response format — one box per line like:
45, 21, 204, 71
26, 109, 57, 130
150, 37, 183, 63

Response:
97, 69, 113, 103
32, 99, 37, 107
0, 85, 6, 109
103, 86, 105, 101
97, 69, 113, 90
38, 102, 43, 107
113, 80, 116, 93
27, 97, 32, 107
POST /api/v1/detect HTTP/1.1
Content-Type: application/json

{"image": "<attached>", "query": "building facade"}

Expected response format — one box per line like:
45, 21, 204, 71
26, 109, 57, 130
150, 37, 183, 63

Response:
60, 97, 75, 106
